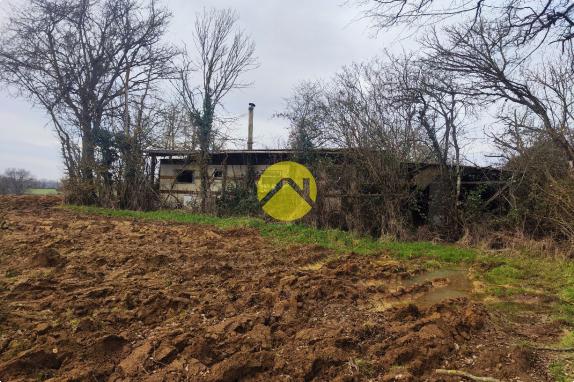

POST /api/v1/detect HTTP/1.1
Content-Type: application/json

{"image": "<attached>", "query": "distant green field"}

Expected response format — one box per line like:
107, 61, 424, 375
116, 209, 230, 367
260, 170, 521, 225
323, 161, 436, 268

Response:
25, 188, 59, 195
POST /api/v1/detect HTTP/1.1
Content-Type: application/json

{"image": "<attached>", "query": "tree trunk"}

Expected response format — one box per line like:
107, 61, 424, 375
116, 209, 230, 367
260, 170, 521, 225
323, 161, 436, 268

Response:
198, 100, 214, 212
79, 120, 97, 204
80, 120, 95, 181
200, 150, 209, 212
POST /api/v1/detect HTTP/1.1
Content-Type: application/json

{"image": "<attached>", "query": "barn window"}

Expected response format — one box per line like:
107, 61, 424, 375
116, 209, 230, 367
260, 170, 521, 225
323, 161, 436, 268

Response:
213, 169, 223, 178
176, 170, 194, 183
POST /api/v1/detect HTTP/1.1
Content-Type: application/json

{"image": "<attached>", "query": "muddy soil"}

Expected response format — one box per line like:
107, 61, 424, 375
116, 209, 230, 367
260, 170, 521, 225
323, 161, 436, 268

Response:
0, 196, 555, 381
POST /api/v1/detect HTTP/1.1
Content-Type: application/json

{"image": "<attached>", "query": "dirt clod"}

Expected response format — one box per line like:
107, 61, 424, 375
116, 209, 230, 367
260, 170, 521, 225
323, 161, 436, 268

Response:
31, 247, 66, 268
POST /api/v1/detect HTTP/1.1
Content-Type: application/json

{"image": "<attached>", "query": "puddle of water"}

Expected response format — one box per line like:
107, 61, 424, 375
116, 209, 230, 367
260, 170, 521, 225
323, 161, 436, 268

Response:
408, 269, 472, 308
370, 268, 474, 311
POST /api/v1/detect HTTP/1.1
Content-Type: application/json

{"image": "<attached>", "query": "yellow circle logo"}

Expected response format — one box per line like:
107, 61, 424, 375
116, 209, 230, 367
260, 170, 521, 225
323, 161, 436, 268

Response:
257, 161, 317, 222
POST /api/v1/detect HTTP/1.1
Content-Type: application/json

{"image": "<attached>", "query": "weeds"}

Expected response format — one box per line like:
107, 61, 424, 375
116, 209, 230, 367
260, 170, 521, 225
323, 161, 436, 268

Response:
352, 358, 375, 377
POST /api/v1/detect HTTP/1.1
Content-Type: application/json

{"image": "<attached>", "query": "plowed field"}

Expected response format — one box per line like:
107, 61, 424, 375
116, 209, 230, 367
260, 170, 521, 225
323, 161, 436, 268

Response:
0, 196, 555, 381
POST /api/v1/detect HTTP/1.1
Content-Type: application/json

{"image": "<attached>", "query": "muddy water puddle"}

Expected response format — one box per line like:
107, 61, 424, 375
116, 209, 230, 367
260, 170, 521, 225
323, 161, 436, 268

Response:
370, 268, 476, 311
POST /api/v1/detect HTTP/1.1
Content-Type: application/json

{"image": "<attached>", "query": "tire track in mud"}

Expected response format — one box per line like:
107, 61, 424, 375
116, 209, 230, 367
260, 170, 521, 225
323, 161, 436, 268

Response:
0, 196, 552, 381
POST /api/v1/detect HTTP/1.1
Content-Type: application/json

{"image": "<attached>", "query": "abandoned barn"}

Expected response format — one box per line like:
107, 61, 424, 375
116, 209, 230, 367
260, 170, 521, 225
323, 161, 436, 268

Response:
147, 149, 301, 208
145, 102, 506, 230
145, 148, 506, 231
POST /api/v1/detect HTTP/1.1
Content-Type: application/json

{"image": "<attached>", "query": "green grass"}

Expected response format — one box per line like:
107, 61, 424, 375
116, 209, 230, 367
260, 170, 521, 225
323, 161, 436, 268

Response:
25, 188, 59, 195
545, 331, 574, 381
482, 257, 574, 296
477, 252, 574, 327
558, 331, 574, 348
549, 361, 571, 382
63, 205, 476, 263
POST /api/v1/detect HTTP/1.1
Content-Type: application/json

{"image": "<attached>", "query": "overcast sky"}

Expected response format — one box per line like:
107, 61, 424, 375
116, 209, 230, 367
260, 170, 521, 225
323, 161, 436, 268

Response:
0, 0, 494, 180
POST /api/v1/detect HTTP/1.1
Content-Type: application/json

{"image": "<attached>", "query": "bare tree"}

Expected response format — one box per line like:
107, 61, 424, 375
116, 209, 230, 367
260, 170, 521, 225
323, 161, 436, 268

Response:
113, 63, 174, 209
324, 61, 419, 237
276, 81, 330, 162
278, 53, 475, 237
356, 0, 574, 46
356, 54, 473, 237
279, 58, 439, 237
322, 59, 427, 160
155, 103, 196, 150
175, 8, 257, 211
0, 0, 175, 204
426, 20, 574, 173
390, 55, 474, 196
0, 169, 35, 195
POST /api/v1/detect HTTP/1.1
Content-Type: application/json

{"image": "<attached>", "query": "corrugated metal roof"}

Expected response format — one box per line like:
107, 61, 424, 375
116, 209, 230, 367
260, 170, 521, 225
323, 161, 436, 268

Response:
145, 148, 342, 156
146, 148, 506, 174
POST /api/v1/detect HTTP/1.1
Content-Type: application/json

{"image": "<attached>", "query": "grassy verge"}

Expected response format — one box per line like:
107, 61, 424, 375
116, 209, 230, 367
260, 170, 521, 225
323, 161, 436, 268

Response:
472, 249, 574, 380
64, 205, 476, 262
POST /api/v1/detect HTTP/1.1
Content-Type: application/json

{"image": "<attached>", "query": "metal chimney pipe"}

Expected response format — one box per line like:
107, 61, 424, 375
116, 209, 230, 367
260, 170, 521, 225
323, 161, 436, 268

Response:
248, 103, 255, 151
